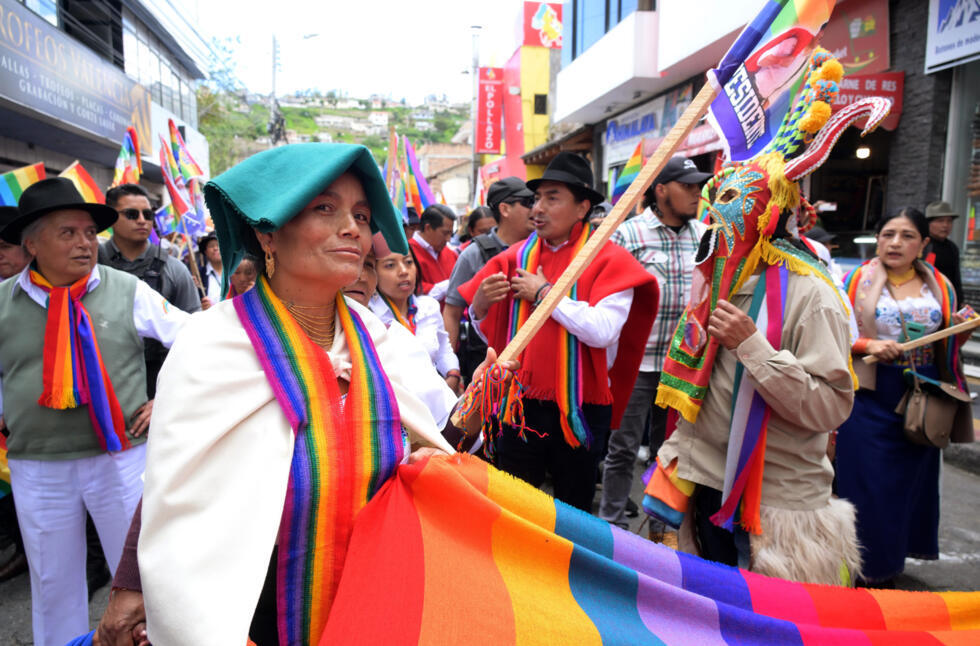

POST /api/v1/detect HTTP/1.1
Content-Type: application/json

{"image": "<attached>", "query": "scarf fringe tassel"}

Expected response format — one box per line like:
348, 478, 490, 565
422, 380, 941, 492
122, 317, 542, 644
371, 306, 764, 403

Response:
458, 365, 539, 459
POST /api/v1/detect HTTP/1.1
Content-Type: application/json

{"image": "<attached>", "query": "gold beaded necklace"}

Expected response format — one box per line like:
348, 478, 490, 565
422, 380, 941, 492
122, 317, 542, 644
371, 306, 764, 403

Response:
285, 302, 336, 349
886, 266, 917, 288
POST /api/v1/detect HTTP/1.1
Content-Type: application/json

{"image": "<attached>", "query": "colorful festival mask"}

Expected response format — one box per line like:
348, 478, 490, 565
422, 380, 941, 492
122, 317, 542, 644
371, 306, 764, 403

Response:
657, 48, 892, 423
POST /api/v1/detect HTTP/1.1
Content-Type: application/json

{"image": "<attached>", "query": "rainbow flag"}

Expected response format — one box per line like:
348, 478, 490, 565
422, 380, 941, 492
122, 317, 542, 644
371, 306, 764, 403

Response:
323, 455, 980, 644
111, 126, 143, 187
168, 119, 204, 180
611, 139, 643, 205
159, 138, 193, 221
707, 0, 836, 161
404, 136, 435, 209
0, 163, 45, 206
60, 162, 105, 204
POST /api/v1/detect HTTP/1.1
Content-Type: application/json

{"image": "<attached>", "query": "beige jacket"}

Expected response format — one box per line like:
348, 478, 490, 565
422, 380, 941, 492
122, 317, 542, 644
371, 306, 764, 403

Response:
658, 270, 855, 510
140, 298, 455, 645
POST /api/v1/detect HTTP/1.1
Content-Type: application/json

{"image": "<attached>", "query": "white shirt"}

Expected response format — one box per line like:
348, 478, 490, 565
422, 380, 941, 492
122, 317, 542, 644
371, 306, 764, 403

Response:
369, 293, 460, 377
411, 231, 450, 301
467, 233, 635, 352
0, 265, 191, 415
205, 263, 223, 301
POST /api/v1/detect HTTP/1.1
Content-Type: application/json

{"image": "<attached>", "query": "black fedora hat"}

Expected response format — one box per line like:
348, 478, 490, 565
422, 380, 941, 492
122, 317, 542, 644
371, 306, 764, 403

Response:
527, 152, 605, 207
0, 206, 20, 244
5, 177, 117, 244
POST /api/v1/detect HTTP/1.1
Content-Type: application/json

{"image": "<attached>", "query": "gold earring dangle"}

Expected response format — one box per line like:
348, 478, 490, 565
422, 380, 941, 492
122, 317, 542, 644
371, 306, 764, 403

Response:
265, 250, 276, 278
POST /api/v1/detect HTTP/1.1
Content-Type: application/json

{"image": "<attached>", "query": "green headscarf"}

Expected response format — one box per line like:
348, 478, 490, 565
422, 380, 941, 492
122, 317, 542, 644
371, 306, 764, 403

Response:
204, 143, 408, 295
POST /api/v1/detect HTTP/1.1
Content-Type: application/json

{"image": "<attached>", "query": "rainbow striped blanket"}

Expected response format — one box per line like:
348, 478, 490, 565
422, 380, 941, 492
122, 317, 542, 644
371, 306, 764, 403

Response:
322, 454, 979, 645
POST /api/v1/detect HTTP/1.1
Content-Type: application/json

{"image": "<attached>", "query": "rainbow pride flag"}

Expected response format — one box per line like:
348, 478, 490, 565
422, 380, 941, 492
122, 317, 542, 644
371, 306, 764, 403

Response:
111, 126, 142, 187
404, 136, 435, 210
0, 163, 45, 206
611, 139, 643, 205
323, 455, 980, 644
60, 161, 105, 204
168, 119, 204, 180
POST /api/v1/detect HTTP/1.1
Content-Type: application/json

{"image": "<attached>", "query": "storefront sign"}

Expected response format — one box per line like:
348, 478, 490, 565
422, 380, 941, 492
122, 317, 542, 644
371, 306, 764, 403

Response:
603, 83, 693, 173
0, 0, 151, 149
476, 67, 502, 154
833, 71, 904, 129
523, 2, 562, 49
925, 0, 980, 73
821, 0, 890, 75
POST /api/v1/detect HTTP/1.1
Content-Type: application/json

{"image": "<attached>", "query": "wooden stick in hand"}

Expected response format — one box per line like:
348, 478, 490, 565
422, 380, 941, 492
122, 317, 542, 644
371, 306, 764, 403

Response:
862, 316, 980, 364
450, 82, 720, 426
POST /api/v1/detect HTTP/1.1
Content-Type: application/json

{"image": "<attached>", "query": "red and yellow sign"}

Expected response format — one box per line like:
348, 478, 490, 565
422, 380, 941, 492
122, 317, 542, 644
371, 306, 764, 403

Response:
523, 2, 562, 49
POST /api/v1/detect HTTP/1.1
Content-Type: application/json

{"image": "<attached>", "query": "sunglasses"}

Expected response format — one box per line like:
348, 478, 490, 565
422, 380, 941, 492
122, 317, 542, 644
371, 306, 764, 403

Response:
506, 196, 535, 208
118, 208, 155, 221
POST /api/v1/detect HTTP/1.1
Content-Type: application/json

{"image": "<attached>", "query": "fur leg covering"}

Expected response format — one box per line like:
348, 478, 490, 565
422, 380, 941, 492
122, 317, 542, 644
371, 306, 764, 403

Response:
749, 497, 863, 585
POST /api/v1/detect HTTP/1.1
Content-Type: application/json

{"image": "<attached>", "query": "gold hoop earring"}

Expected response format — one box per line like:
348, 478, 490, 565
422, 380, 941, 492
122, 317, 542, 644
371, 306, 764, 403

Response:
265, 250, 276, 278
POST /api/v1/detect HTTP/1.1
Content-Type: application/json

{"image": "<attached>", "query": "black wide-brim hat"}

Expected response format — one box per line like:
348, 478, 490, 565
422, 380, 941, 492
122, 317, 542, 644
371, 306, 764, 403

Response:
4, 177, 117, 244
526, 152, 605, 207
0, 205, 20, 244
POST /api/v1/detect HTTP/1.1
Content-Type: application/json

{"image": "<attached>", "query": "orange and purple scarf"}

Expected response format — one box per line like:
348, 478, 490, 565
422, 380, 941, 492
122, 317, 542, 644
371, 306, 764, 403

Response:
379, 292, 417, 334
508, 227, 592, 447
29, 270, 129, 452
235, 276, 403, 646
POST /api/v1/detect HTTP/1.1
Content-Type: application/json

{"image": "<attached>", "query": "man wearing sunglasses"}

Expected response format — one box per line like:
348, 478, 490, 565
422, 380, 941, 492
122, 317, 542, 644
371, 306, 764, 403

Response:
99, 184, 201, 398
443, 177, 535, 379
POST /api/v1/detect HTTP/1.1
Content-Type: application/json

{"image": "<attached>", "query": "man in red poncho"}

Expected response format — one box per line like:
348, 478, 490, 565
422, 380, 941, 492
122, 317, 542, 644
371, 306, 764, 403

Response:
459, 152, 658, 511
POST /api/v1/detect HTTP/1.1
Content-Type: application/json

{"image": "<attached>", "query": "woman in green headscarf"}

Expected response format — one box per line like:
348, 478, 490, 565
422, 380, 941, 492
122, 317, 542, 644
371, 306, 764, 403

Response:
134, 144, 502, 646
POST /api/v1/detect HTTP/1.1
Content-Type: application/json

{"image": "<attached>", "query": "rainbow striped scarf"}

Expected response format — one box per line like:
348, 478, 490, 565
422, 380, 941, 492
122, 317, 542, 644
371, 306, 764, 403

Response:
323, 454, 980, 643
234, 277, 403, 646
379, 292, 417, 334
28, 270, 129, 452
509, 227, 592, 447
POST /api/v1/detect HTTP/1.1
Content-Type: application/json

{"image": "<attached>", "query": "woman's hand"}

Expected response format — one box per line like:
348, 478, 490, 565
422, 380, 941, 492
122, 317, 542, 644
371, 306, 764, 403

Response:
472, 273, 510, 319
200, 296, 213, 311
510, 267, 548, 302
867, 339, 904, 362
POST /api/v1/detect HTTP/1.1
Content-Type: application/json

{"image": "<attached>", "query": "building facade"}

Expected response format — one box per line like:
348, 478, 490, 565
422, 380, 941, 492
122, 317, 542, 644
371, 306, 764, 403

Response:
0, 0, 210, 199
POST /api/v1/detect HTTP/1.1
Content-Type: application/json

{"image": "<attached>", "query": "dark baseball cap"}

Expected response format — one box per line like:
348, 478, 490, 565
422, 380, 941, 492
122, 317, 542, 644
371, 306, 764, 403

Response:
487, 176, 533, 210
652, 156, 712, 189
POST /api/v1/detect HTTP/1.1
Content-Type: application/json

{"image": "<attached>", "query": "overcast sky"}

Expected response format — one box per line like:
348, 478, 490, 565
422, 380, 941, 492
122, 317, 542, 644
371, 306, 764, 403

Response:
194, 0, 537, 104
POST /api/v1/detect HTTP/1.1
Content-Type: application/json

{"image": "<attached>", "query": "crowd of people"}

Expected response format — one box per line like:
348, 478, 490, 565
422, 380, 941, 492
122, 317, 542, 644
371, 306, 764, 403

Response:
0, 139, 973, 645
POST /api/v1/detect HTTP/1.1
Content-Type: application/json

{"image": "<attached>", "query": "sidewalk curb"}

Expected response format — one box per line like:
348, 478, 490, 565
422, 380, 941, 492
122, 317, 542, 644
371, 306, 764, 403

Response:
944, 442, 980, 476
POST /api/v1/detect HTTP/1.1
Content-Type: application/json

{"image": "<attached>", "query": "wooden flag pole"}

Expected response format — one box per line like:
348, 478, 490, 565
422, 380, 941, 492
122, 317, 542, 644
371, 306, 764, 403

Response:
861, 316, 980, 364
452, 82, 720, 426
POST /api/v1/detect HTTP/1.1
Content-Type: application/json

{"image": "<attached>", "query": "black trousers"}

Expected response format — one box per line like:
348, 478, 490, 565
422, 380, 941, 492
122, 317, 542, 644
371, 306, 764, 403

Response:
692, 485, 750, 568
496, 398, 611, 512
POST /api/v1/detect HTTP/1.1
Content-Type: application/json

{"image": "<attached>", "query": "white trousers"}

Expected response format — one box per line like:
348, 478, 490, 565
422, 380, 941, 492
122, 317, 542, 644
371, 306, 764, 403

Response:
8, 443, 145, 646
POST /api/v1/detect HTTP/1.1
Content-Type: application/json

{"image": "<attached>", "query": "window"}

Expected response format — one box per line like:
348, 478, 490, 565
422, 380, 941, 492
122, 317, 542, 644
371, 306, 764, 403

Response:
534, 94, 547, 115
566, 0, 648, 65
61, 0, 124, 69
22, 0, 58, 26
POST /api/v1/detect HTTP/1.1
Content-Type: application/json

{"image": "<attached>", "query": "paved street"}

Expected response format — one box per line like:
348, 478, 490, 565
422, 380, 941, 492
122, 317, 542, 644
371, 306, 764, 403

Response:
1, 448, 978, 643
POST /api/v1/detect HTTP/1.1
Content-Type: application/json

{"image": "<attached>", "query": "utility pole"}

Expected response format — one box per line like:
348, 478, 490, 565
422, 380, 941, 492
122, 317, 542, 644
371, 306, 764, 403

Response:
470, 25, 482, 205
268, 35, 286, 146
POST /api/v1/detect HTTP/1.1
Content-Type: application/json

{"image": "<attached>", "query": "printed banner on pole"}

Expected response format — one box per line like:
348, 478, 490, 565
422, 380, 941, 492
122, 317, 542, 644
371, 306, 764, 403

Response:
476, 67, 503, 154
707, 0, 837, 161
